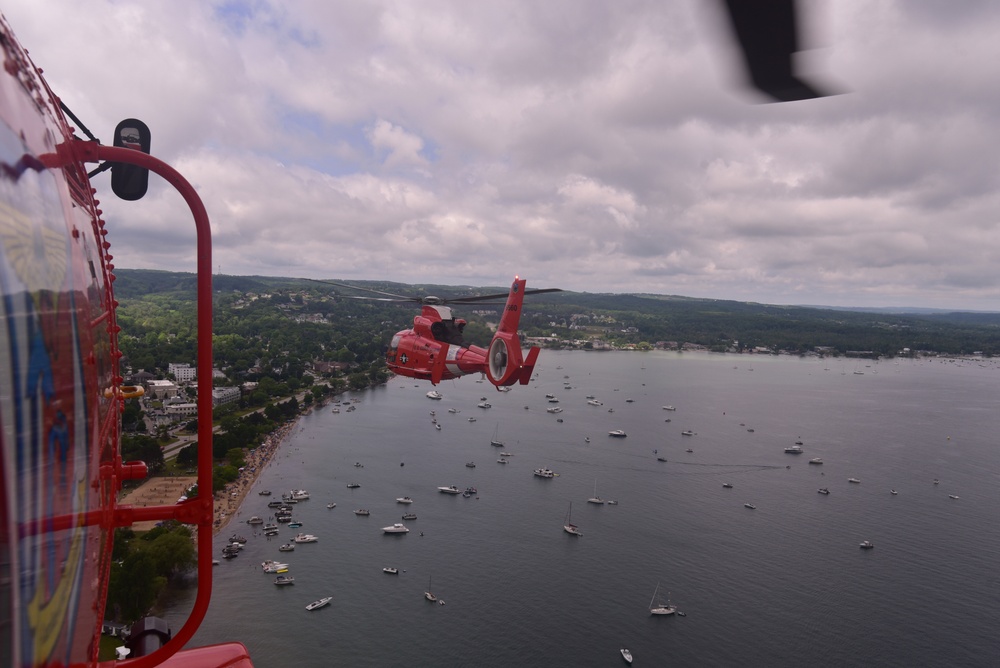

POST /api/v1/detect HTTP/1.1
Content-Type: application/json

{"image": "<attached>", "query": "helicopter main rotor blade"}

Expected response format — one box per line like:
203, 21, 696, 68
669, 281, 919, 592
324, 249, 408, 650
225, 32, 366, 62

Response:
307, 278, 419, 302
443, 288, 564, 304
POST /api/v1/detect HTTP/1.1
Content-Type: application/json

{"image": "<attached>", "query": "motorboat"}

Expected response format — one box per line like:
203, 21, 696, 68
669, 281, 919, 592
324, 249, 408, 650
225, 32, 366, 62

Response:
426, 390, 442, 400
448, 408, 459, 413
500, 452, 513, 457
354, 509, 370, 516
662, 405, 676, 411
396, 496, 413, 504
722, 483, 733, 488
587, 399, 603, 406
401, 513, 417, 520
346, 483, 360, 489
262, 561, 289, 573
685, 449, 693, 453
848, 478, 861, 484
383, 567, 399, 574
620, 648, 633, 665
468, 417, 477, 422
657, 457, 668, 462
463, 487, 477, 497
817, 488, 830, 495
477, 401, 491, 409
273, 575, 294, 586
326, 502, 337, 508
681, 430, 694, 436
293, 533, 318, 543
247, 516, 263, 525
497, 458, 508, 464
261, 524, 278, 533
608, 429, 627, 438
606, 499, 619, 505
382, 523, 410, 534
859, 541, 874, 549
949, 494, 960, 499
258, 490, 272, 496
289, 489, 310, 500
809, 458, 823, 464
545, 406, 563, 414
278, 543, 295, 552
287, 522, 303, 529
890, 489, 898, 495
784, 445, 803, 454
437, 485, 461, 494
533, 468, 555, 478
744, 502, 756, 509
306, 596, 332, 611
465, 462, 476, 468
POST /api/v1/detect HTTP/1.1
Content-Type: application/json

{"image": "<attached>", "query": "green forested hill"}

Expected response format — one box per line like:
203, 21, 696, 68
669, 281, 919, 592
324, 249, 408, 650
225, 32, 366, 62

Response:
113, 269, 1000, 380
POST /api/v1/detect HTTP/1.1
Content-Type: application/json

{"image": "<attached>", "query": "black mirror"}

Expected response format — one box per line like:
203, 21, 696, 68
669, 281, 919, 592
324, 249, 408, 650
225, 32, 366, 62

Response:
111, 118, 151, 201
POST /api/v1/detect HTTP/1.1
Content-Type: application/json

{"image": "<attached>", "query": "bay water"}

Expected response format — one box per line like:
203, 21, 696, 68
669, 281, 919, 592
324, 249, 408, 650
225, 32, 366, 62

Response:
166, 351, 1000, 667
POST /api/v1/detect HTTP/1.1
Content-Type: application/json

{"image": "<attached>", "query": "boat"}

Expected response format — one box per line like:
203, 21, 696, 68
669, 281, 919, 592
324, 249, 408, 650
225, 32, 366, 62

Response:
354, 509, 370, 516
477, 401, 492, 409
401, 513, 417, 520
258, 490, 272, 496
383, 567, 398, 575
426, 390, 442, 400
662, 405, 676, 411
606, 499, 619, 505
722, 483, 733, 488
848, 478, 861, 484
545, 406, 563, 414
261, 561, 289, 573
949, 494, 960, 499
681, 430, 694, 436
563, 502, 582, 536
490, 423, 504, 447
463, 486, 477, 497
465, 462, 476, 468
396, 496, 413, 504
817, 488, 830, 495
548, 397, 560, 403
620, 648, 633, 664
448, 408, 459, 413
533, 468, 555, 478
273, 575, 294, 586
859, 541, 874, 549
289, 489, 310, 500
293, 533, 318, 543
468, 417, 477, 422
247, 516, 264, 525
261, 525, 277, 533
425, 576, 437, 602
382, 523, 410, 534
685, 448, 693, 453
587, 480, 605, 505
657, 456, 668, 462
437, 485, 461, 494
347, 483, 361, 489
809, 457, 823, 464
608, 429, 627, 438
278, 543, 295, 552
587, 399, 603, 406
306, 596, 333, 611
287, 522, 303, 528
649, 581, 677, 615
497, 458, 508, 464
435, 423, 441, 430
500, 452, 513, 457
744, 502, 756, 509
784, 445, 803, 454
890, 489, 898, 495
326, 502, 337, 508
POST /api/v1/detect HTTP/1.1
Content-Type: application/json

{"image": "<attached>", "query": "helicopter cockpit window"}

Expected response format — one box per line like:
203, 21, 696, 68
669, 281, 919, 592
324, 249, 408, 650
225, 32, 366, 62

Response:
389, 334, 401, 350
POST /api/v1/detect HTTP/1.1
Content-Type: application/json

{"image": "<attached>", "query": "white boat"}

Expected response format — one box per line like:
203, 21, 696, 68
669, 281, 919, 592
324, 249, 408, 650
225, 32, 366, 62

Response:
497, 458, 508, 464
448, 408, 459, 413
354, 509, 370, 516
383, 567, 399, 574
499, 452, 513, 457
425, 576, 437, 602
681, 430, 695, 436
437, 485, 461, 494
435, 423, 441, 430
587, 399, 603, 406
465, 462, 476, 468
326, 502, 336, 509
608, 429, 627, 438
278, 543, 295, 552
382, 523, 410, 534
859, 540, 874, 549
949, 494, 959, 499
396, 496, 413, 504
545, 406, 563, 414
346, 483, 360, 489
848, 478, 861, 484
587, 480, 605, 505
809, 457, 823, 464
426, 390, 442, 400
722, 482, 733, 488
563, 502, 582, 536
262, 562, 289, 573
305, 596, 332, 611
662, 405, 676, 411
289, 489, 310, 500
247, 516, 264, 525
817, 488, 830, 495
533, 468, 555, 478
620, 648, 633, 664
477, 401, 491, 409
273, 575, 294, 586
744, 502, 756, 509
649, 581, 677, 616
467, 417, 477, 422
784, 445, 803, 454
293, 533, 318, 543
401, 513, 417, 520
490, 423, 504, 447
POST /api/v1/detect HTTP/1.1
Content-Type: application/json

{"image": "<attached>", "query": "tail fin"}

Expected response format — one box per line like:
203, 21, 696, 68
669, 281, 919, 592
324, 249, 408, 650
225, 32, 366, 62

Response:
486, 278, 529, 387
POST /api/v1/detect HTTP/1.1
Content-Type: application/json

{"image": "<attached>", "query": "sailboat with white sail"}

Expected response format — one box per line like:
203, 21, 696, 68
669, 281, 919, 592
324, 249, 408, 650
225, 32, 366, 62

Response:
563, 502, 582, 536
424, 575, 437, 602
490, 423, 504, 447
649, 581, 676, 615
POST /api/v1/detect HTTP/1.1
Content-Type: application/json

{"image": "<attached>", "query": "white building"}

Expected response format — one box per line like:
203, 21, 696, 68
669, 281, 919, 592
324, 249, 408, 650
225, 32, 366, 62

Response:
164, 403, 198, 418
168, 363, 197, 383
212, 386, 241, 407
146, 379, 178, 400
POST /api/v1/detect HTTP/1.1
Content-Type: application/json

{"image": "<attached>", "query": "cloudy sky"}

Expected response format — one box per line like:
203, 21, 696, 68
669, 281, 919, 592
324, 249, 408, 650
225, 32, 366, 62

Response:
7, 1, 1000, 309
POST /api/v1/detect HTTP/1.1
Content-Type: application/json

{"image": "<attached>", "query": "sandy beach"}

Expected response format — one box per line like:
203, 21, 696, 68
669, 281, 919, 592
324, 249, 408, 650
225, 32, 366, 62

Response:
118, 404, 310, 536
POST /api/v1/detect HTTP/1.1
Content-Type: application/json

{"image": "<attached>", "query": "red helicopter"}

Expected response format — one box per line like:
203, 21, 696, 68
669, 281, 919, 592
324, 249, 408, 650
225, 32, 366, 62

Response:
323, 278, 562, 387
